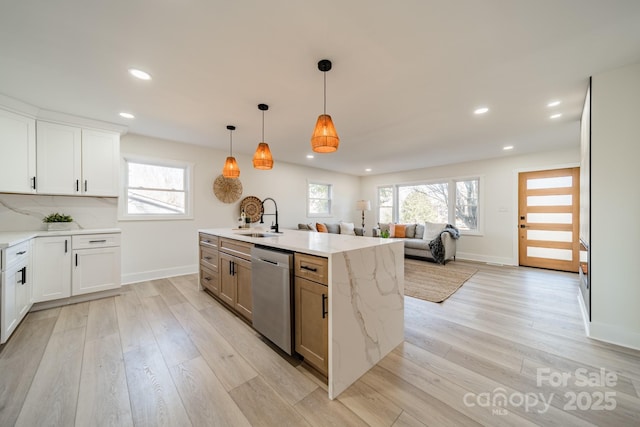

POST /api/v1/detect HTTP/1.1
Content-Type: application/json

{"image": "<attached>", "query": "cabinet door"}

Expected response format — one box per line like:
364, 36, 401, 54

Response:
36, 121, 82, 195
81, 129, 119, 196
234, 257, 252, 322
16, 264, 31, 319
219, 252, 236, 307
294, 277, 328, 375
0, 109, 36, 193
33, 236, 71, 302
1, 264, 21, 343
72, 246, 121, 295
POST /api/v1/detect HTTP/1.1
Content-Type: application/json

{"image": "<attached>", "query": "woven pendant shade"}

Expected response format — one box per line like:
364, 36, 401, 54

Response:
253, 142, 273, 169
222, 156, 240, 178
311, 114, 339, 153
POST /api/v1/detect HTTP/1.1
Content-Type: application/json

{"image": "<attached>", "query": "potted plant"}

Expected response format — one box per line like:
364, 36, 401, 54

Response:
43, 212, 74, 231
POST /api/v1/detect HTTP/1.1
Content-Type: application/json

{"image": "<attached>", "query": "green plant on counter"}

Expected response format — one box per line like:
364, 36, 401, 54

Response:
380, 229, 390, 238
42, 212, 73, 223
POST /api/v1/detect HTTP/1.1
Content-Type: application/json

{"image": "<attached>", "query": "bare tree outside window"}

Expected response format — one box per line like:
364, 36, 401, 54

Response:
308, 182, 332, 216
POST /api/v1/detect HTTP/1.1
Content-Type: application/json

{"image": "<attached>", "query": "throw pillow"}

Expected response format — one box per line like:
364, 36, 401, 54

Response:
326, 223, 340, 234
405, 223, 416, 238
394, 224, 407, 238
339, 222, 355, 235
389, 223, 396, 238
308, 223, 316, 231
415, 224, 425, 240
423, 221, 446, 240
316, 223, 328, 233
298, 223, 311, 230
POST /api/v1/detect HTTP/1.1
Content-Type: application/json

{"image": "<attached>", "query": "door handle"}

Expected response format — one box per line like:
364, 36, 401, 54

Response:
520, 224, 526, 228
76, 179, 79, 192
20, 266, 27, 285
84, 180, 88, 192
301, 265, 318, 272
75, 253, 78, 267
321, 294, 327, 319
32, 176, 37, 190
65, 239, 68, 253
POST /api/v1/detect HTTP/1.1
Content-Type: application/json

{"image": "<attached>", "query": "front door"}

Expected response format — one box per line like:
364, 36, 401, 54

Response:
518, 167, 580, 272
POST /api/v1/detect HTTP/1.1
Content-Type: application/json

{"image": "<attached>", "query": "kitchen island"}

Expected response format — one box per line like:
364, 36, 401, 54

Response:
198, 228, 404, 399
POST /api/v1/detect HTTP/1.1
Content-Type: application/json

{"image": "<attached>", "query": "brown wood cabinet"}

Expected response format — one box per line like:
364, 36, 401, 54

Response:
199, 233, 219, 295
294, 253, 329, 376
219, 238, 253, 322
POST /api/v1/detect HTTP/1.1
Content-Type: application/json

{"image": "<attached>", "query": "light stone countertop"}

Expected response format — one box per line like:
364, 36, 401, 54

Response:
199, 228, 398, 257
0, 228, 121, 249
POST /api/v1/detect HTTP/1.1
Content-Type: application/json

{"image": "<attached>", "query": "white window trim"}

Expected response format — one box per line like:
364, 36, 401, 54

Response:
375, 175, 483, 236
119, 154, 194, 221
307, 180, 333, 218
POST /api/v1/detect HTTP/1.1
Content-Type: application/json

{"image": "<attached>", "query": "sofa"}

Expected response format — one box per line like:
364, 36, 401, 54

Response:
372, 222, 458, 264
298, 222, 365, 236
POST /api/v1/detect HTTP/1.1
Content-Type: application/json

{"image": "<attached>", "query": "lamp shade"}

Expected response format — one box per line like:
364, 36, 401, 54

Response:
222, 156, 240, 178
356, 200, 371, 211
253, 142, 273, 170
311, 114, 339, 153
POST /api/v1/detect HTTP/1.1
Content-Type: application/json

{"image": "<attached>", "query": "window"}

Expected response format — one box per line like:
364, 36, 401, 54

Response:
377, 186, 394, 224
307, 182, 332, 216
376, 177, 480, 233
121, 156, 193, 220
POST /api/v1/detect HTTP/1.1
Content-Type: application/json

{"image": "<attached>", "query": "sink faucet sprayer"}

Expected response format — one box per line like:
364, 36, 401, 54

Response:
260, 197, 280, 233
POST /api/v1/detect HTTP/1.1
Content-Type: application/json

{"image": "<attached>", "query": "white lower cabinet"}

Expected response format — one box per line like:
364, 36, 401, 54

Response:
1, 240, 32, 344
72, 245, 120, 295
32, 232, 121, 302
33, 236, 72, 302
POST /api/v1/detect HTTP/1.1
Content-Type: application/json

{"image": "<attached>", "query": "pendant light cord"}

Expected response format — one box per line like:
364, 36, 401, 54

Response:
323, 72, 327, 114
262, 110, 265, 142
229, 129, 233, 156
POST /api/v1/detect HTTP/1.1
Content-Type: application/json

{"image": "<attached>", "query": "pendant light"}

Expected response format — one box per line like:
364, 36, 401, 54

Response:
222, 125, 240, 178
311, 59, 340, 153
253, 103, 274, 170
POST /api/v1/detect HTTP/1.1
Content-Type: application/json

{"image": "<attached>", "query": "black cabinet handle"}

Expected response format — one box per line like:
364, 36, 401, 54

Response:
76, 179, 79, 192
19, 266, 27, 285
232, 261, 236, 276
16, 251, 26, 255
204, 276, 211, 282
84, 180, 87, 192
75, 253, 78, 266
204, 256, 212, 261
32, 176, 36, 190
65, 239, 68, 253
89, 240, 107, 244
301, 265, 318, 272
322, 294, 327, 319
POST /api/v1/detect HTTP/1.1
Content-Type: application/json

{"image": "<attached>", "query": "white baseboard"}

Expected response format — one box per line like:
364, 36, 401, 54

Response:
122, 264, 198, 285
455, 251, 517, 266
588, 320, 640, 351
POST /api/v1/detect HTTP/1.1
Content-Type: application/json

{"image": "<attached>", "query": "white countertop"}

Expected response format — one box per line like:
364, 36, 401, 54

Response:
199, 228, 400, 257
0, 228, 121, 249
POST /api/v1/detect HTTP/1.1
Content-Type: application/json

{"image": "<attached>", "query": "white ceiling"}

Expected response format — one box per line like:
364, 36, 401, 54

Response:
2, 0, 640, 176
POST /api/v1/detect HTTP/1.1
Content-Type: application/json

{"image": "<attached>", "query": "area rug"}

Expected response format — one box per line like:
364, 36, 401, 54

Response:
404, 259, 478, 303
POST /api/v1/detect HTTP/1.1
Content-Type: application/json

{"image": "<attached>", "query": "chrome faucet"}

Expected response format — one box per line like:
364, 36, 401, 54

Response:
260, 197, 280, 233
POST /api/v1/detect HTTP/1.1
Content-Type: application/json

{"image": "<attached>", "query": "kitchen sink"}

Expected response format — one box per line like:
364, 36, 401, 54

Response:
235, 232, 277, 238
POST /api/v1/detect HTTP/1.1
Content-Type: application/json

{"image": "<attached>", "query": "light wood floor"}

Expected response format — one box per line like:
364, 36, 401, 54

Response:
1, 261, 639, 426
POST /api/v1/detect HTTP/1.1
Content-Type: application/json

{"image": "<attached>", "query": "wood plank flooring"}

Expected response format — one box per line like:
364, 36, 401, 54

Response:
1, 260, 639, 426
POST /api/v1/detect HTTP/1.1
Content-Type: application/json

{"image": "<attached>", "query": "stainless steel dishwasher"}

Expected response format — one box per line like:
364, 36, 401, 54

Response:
251, 245, 294, 355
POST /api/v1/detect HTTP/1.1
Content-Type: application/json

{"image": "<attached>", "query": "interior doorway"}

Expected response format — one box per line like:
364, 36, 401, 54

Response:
518, 167, 580, 272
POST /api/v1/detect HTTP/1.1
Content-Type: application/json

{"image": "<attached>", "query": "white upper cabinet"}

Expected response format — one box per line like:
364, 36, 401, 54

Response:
81, 128, 120, 196
35, 121, 120, 197
0, 108, 36, 194
36, 121, 82, 195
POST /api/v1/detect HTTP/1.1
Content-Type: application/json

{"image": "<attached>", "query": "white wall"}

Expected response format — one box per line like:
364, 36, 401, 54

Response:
359, 148, 580, 265
118, 133, 361, 283
590, 62, 640, 350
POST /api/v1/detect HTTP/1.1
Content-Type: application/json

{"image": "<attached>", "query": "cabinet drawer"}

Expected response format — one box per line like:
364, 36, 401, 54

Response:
294, 253, 328, 285
200, 265, 219, 294
4, 241, 30, 269
199, 233, 219, 249
72, 233, 120, 249
219, 238, 253, 261
200, 245, 218, 271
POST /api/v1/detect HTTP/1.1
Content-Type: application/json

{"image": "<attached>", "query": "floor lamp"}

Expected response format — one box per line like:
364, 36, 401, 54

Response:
356, 200, 371, 229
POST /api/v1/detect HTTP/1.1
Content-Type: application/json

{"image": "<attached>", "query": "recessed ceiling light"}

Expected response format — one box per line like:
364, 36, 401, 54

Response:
365, 168, 372, 172
547, 100, 561, 107
128, 68, 152, 80
503, 145, 514, 151
306, 154, 314, 159
550, 113, 562, 119
119, 112, 135, 119
474, 107, 489, 115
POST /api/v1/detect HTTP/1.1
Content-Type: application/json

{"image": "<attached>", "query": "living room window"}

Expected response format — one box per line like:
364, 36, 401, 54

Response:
376, 177, 480, 233
120, 156, 193, 220
307, 182, 332, 216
